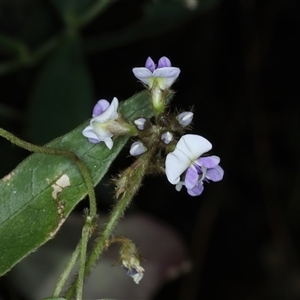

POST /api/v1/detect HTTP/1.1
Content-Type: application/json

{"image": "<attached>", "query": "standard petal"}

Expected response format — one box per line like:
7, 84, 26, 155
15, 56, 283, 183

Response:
187, 182, 204, 196
145, 57, 156, 72
176, 134, 212, 162
165, 150, 191, 184
197, 155, 220, 168
206, 165, 224, 182
93, 97, 118, 122
184, 165, 199, 189
92, 99, 109, 117
157, 56, 171, 68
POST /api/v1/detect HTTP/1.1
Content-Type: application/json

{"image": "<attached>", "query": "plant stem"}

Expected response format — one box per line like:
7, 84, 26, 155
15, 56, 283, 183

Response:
64, 151, 152, 299
53, 242, 81, 297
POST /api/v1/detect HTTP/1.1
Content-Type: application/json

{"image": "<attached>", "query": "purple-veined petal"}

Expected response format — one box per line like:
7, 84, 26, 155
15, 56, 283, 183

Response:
206, 165, 224, 182
176, 134, 212, 162
197, 155, 220, 168
177, 111, 193, 127
145, 57, 156, 72
157, 56, 171, 68
165, 150, 191, 184
184, 165, 199, 189
187, 182, 204, 196
92, 99, 110, 117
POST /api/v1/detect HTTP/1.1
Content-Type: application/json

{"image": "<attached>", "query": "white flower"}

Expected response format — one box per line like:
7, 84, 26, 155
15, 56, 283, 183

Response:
132, 56, 180, 90
165, 134, 224, 196
165, 134, 212, 185
82, 97, 119, 150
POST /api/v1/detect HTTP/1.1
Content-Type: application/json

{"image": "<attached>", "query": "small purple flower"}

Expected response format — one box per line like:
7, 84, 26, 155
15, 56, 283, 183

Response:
132, 56, 180, 90
165, 134, 224, 196
82, 97, 119, 149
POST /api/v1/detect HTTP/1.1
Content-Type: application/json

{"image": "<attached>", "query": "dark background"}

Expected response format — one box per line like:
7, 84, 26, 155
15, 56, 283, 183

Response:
1, 0, 300, 299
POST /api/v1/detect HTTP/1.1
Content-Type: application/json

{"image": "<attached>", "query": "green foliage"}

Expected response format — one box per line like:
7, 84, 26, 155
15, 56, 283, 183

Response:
0, 91, 152, 276
27, 34, 93, 144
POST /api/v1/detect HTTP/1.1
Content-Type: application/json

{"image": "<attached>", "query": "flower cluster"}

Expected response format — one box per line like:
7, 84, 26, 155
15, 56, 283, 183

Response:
82, 56, 224, 284
82, 56, 224, 198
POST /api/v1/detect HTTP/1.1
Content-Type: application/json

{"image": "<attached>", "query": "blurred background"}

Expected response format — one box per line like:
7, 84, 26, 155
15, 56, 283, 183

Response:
1, 0, 300, 299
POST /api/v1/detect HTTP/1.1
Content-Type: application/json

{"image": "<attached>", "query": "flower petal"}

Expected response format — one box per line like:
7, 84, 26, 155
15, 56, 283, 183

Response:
145, 57, 156, 72
165, 150, 191, 184
176, 111, 193, 127
134, 118, 146, 130
175, 134, 212, 162
104, 138, 113, 150
184, 165, 199, 189
129, 141, 147, 156
92, 97, 118, 123
82, 125, 100, 141
92, 99, 110, 117
197, 155, 220, 168
161, 131, 173, 144
152, 67, 181, 89
132, 67, 154, 87
187, 182, 204, 196
206, 165, 224, 182
157, 56, 171, 68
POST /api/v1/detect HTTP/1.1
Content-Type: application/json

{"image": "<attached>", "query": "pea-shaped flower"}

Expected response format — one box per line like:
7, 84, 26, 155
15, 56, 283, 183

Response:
165, 134, 224, 196
132, 56, 180, 90
82, 97, 119, 150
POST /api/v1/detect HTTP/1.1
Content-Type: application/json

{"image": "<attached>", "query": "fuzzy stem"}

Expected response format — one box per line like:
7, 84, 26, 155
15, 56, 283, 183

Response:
64, 151, 152, 299
76, 215, 93, 300
53, 242, 81, 297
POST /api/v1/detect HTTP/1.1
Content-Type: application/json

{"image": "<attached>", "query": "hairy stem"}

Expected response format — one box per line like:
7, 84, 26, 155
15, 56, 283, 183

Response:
65, 151, 152, 299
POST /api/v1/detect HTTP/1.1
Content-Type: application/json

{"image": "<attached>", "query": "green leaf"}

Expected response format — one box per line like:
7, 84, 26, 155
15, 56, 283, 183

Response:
0, 90, 152, 276
27, 34, 93, 144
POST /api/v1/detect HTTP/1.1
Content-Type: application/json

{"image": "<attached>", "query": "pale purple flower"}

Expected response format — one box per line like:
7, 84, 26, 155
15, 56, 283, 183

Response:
82, 97, 119, 150
130, 141, 147, 156
161, 131, 173, 144
132, 56, 180, 90
165, 134, 224, 196
134, 118, 146, 130
122, 265, 145, 284
176, 111, 193, 127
